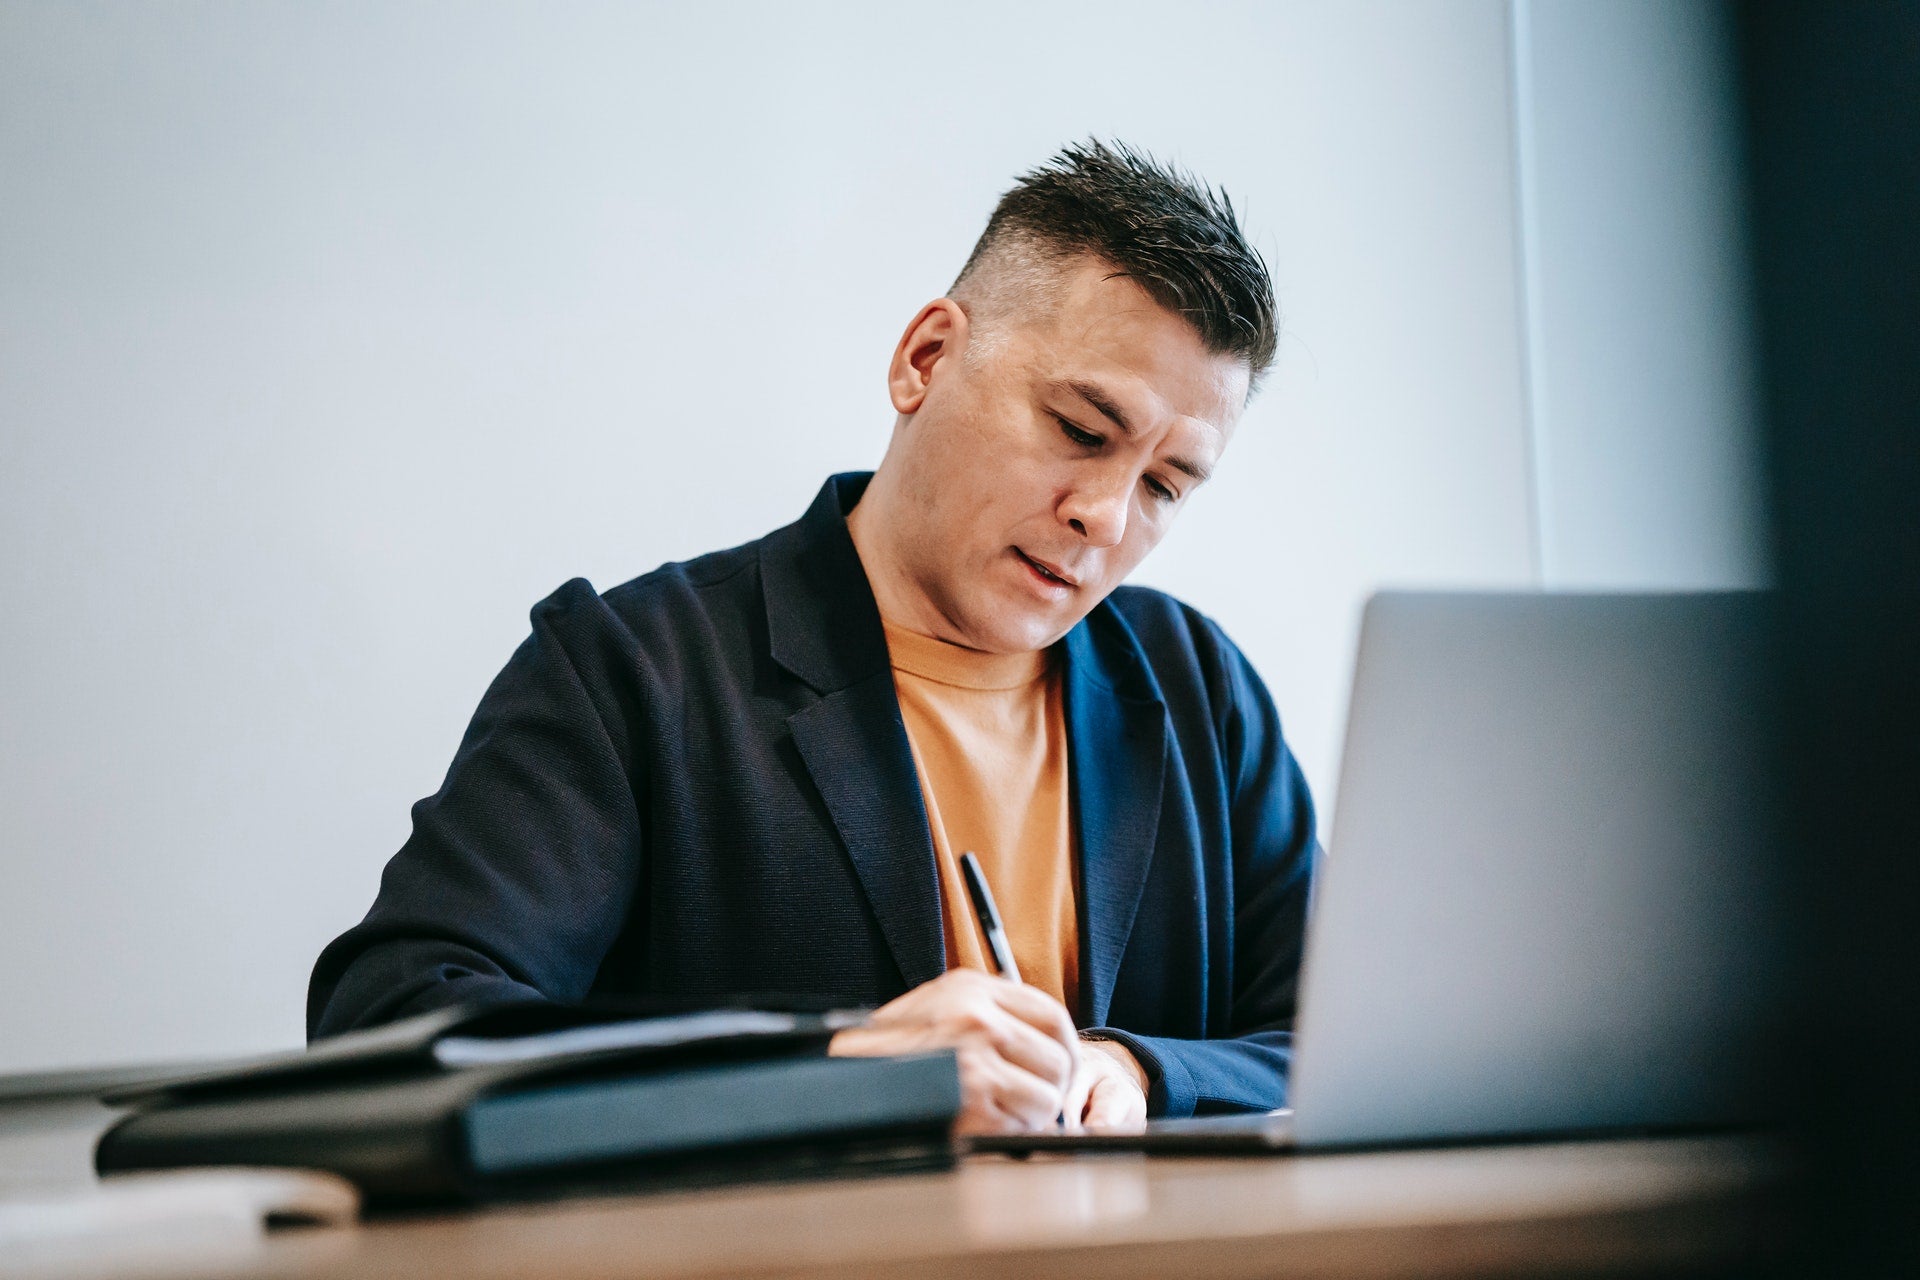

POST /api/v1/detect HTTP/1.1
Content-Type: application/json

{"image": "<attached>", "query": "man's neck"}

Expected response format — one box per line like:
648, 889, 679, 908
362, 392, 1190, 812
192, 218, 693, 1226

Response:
845, 472, 966, 647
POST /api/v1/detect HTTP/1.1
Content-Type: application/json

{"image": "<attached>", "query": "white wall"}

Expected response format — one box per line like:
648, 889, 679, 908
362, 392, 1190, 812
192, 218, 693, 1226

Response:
0, 1, 1754, 1073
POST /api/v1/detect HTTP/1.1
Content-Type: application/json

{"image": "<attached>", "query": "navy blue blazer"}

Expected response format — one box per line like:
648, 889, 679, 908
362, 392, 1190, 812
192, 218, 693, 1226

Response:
308, 473, 1321, 1116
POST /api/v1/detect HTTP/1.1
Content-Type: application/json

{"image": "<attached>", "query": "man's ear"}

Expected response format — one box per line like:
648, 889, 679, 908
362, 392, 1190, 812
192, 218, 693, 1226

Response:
888, 298, 968, 415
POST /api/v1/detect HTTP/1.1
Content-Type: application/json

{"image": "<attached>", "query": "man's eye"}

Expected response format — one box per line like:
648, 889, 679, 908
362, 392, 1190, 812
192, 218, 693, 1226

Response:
1144, 477, 1177, 504
1054, 415, 1101, 448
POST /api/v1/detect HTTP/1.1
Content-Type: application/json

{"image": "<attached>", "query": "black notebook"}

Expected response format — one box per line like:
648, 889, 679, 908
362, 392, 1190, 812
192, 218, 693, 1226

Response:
95, 1000, 962, 1206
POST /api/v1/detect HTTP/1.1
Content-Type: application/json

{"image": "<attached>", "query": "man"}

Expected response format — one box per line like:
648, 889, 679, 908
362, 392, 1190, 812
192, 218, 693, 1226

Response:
308, 140, 1320, 1135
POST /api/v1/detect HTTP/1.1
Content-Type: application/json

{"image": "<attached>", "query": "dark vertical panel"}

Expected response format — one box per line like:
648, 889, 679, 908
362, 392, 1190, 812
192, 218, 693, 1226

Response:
1738, 2, 1920, 1273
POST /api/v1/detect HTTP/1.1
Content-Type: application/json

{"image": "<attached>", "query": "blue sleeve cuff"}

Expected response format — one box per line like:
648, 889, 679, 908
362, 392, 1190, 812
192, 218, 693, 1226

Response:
1081, 1027, 1200, 1118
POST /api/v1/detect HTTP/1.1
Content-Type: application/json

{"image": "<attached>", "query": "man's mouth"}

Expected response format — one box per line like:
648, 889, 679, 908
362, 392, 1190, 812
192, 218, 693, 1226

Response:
1015, 548, 1079, 590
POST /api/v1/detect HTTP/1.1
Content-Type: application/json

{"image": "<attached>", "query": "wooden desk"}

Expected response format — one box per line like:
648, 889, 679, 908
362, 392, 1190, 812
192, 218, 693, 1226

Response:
26, 1134, 1762, 1280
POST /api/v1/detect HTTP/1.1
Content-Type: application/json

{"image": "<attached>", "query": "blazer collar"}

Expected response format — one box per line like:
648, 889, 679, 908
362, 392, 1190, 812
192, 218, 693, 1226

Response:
760, 472, 892, 695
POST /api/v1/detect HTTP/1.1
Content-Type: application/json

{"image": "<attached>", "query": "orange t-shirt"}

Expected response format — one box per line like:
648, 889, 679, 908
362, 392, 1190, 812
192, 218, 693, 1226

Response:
880, 619, 1081, 1019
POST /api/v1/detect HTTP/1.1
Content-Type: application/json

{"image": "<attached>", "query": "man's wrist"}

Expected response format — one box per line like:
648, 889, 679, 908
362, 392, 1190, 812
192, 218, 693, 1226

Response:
1078, 1031, 1150, 1093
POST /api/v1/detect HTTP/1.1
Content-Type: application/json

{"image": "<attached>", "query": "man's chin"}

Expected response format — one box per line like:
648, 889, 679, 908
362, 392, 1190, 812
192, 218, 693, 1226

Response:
934, 582, 1092, 653
965, 606, 1079, 655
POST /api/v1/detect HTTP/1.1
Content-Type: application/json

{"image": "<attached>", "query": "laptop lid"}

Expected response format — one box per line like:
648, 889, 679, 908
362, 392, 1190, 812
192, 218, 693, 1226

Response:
1288, 591, 1783, 1148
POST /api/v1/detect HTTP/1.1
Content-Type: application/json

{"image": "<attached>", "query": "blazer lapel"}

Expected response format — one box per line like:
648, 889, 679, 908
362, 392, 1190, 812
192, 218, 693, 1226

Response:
762, 473, 946, 990
788, 679, 946, 989
1065, 610, 1169, 1027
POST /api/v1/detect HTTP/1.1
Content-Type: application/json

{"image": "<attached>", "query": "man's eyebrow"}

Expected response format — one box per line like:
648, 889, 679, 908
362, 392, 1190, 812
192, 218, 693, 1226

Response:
1058, 378, 1137, 437
1167, 455, 1212, 485
1054, 377, 1214, 486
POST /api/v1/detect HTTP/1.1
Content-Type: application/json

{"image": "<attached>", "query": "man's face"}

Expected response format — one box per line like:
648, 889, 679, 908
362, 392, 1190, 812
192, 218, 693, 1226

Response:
879, 257, 1248, 653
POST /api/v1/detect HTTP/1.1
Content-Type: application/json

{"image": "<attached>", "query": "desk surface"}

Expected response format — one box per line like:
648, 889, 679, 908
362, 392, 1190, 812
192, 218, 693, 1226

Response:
6, 1118, 1771, 1280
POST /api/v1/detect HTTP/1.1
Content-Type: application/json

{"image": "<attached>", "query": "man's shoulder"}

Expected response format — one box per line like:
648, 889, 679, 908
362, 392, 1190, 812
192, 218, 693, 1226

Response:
1096, 583, 1275, 724
600, 537, 762, 615
523, 530, 773, 659
1101, 583, 1242, 665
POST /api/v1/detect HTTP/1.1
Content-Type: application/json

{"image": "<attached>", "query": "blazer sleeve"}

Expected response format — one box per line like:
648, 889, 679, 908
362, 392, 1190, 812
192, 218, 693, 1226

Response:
1083, 622, 1321, 1117
306, 579, 647, 1040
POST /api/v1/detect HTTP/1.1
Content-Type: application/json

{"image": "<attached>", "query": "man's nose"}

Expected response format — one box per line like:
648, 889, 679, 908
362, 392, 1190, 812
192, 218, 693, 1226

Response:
1060, 474, 1129, 548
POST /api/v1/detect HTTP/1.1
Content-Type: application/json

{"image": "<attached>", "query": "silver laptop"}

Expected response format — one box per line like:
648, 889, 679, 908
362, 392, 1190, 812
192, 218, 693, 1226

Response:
976, 590, 1783, 1154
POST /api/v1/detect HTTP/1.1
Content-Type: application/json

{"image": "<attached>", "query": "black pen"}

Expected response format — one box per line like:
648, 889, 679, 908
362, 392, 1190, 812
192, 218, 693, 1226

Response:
958, 851, 1022, 983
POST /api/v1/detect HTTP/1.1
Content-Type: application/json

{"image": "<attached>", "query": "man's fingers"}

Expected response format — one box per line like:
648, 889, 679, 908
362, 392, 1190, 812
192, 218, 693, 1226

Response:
920, 970, 1079, 1091
838, 970, 1084, 1132
956, 1043, 1066, 1130
976, 1006, 1075, 1092
838, 1004, 1070, 1095
1082, 1076, 1148, 1133
1061, 1070, 1095, 1133
845, 1022, 1063, 1131
826, 1024, 919, 1057
953, 1089, 1027, 1137
983, 977, 1079, 1054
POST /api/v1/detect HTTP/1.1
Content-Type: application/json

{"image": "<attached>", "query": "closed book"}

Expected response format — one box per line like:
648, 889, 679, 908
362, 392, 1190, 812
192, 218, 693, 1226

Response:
102, 997, 864, 1106
96, 1047, 961, 1206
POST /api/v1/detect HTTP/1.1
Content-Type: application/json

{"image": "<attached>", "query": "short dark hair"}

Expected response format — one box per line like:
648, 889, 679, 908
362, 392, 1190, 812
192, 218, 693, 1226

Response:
953, 139, 1279, 391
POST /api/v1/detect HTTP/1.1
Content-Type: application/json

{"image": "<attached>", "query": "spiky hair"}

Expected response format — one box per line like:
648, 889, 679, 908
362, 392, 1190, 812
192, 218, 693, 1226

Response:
952, 139, 1278, 391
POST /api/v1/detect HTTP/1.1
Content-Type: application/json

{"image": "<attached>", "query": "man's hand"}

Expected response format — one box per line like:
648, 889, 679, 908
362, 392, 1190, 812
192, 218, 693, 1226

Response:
828, 968, 1078, 1134
1063, 1035, 1150, 1133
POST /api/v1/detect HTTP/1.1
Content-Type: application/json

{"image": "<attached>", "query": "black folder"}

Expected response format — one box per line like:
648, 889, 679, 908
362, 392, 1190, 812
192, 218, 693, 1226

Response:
94, 1000, 962, 1206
